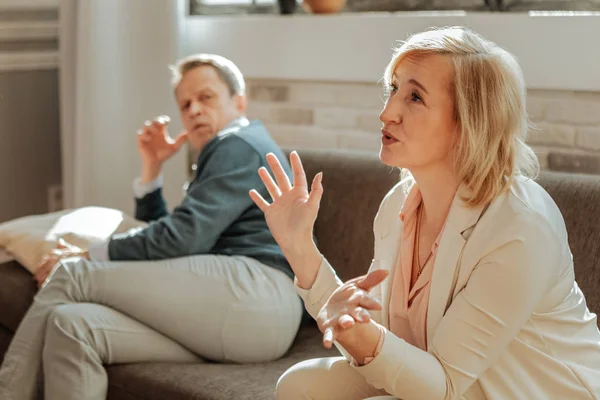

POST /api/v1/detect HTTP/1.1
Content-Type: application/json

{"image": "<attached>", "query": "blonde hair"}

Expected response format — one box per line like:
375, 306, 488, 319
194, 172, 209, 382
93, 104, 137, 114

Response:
169, 53, 246, 96
385, 26, 539, 207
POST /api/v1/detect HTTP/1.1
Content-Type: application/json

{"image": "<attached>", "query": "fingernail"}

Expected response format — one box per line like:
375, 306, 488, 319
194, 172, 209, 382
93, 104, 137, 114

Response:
324, 328, 333, 343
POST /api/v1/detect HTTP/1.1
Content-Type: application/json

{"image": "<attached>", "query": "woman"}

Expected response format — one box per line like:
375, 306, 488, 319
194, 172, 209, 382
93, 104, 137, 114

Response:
249, 27, 600, 399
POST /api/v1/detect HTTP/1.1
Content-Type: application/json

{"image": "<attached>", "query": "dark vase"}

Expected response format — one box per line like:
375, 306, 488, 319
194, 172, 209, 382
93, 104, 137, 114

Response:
277, 0, 297, 14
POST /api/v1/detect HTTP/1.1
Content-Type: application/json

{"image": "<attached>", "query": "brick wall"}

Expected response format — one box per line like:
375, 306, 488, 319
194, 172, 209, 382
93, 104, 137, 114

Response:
246, 80, 600, 174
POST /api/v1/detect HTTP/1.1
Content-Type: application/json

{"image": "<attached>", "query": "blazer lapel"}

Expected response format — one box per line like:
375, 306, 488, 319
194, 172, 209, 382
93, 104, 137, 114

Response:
377, 214, 403, 329
426, 185, 486, 345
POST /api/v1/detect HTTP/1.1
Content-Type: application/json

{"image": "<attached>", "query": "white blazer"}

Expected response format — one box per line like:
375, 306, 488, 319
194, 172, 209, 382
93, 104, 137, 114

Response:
297, 175, 600, 400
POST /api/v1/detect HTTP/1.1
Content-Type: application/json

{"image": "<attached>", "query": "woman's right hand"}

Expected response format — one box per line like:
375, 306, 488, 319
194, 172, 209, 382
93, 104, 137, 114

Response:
250, 151, 324, 287
317, 269, 388, 349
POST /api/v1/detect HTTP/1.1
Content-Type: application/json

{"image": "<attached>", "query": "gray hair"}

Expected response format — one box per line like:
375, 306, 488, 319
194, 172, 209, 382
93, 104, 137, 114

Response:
170, 53, 246, 96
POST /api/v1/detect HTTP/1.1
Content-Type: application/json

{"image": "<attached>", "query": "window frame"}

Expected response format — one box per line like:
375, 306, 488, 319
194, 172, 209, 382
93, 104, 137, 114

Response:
190, 0, 288, 15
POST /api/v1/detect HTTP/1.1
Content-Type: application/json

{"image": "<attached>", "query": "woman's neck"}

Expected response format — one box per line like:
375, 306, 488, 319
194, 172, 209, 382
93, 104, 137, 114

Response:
411, 164, 459, 233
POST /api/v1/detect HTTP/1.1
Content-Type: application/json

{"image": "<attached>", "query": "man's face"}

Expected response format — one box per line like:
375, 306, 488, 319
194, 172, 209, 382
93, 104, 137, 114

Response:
175, 65, 246, 151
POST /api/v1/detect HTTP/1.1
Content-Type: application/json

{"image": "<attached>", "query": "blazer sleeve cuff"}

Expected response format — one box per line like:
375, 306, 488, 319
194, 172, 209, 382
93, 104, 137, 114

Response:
294, 256, 343, 319
351, 329, 447, 399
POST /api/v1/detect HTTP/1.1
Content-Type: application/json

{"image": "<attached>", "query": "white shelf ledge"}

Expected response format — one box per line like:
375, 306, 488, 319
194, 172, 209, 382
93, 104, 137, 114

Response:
183, 11, 600, 91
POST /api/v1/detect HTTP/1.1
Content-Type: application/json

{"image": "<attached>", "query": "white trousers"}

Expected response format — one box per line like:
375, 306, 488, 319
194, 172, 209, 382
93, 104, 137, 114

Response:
276, 356, 398, 400
0, 255, 302, 400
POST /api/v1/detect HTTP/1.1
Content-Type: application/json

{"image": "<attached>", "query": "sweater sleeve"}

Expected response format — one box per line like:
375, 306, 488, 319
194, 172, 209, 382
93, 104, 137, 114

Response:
133, 175, 168, 222
107, 138, 264, 261
134, 188, 169, 223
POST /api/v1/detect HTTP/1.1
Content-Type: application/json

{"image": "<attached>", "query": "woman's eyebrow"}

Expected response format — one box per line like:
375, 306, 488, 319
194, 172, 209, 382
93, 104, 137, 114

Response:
393, 74, 429, 94
408, 78, 429, 95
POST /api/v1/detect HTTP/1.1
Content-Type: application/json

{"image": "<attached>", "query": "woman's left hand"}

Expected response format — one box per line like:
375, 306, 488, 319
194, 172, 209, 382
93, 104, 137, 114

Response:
317, 269, 389, 348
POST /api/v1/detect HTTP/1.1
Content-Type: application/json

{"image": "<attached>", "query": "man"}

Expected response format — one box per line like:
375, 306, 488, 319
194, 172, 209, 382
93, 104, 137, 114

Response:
0, 54, 303, 400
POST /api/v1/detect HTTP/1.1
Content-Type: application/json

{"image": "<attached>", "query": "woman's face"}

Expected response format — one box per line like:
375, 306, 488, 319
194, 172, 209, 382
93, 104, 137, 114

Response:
379, 54, 457, 173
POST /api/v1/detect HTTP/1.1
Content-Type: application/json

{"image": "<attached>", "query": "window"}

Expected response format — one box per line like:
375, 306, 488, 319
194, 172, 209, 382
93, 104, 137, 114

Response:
190, 0, 600, 15
191, 0, 296, 15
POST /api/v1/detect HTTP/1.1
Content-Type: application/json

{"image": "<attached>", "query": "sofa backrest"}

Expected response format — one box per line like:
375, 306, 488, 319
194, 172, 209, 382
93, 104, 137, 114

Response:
298, 149, 399, 282
298, 149, 600, 317
536, 171, 600, 317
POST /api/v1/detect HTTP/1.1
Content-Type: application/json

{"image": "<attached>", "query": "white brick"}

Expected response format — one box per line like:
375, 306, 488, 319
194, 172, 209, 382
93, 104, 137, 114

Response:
527, 123, 576, 147
528, 89, 575, 100
288, 82, 339, 106
526, 96, 545, 121
337, 131, 382, 152
246, 102, 273, 122
314, 108, 359, 128
544, 99, 600, 125
288, 82, 386, 109
272, 107, 314, 125
356, 110, 382, 133
266, 124, 338, 150
575, 91, 600, 102
576, 126, 600, 151
248, 103, 314, 125
247, 83, 288, 102
335, 84, 386, 109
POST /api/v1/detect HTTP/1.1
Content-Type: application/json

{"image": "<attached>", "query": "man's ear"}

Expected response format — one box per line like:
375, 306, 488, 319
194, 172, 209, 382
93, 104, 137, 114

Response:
235, 94, 248, 114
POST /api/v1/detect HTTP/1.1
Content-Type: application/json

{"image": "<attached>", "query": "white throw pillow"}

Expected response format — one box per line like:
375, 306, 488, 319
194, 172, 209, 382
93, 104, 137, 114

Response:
0, 207, 147, 273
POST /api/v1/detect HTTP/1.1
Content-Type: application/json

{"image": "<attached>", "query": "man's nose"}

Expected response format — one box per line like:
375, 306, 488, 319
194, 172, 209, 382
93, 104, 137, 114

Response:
189, 101, 202, 115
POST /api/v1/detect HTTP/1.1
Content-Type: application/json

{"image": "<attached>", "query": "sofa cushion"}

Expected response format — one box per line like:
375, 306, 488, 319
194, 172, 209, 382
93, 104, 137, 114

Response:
0, 324, 12, 365
105, 324, 333, 400
0, 206, 146, 273
536, 171, 600, 317
0, 307, 332, 400
0, 261, 36, 332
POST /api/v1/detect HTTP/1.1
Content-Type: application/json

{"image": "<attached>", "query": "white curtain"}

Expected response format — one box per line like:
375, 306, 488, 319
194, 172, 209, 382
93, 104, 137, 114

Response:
59, 0, 188, 215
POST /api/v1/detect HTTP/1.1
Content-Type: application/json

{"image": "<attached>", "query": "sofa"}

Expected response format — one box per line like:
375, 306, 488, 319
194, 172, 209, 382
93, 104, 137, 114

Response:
1, 149, 599, 399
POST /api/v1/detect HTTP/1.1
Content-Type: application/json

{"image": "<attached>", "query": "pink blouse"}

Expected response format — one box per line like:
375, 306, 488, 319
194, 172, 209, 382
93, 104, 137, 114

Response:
388, 185, 443, 351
